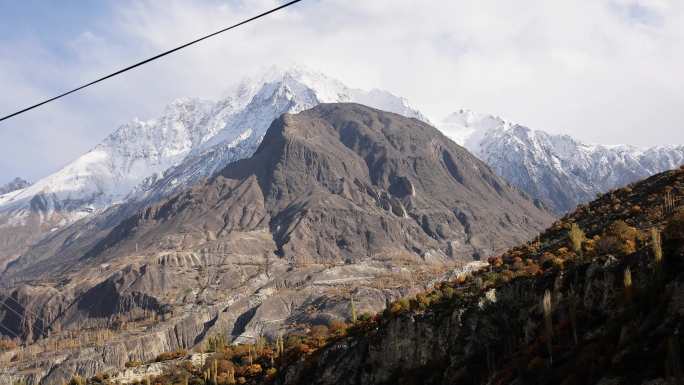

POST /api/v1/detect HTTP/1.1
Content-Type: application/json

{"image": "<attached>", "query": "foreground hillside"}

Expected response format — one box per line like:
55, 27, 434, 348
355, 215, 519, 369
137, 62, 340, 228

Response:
102, 166, 684, 385
0, 104, 551, 385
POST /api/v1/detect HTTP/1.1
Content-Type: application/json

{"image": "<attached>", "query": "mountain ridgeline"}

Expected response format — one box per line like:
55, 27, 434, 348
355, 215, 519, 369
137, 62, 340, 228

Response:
442, 109, 684, 213
86, 103, 552, 265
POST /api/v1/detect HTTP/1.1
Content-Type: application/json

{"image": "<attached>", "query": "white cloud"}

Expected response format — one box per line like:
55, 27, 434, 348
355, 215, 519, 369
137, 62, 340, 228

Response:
1, 0, 683, 182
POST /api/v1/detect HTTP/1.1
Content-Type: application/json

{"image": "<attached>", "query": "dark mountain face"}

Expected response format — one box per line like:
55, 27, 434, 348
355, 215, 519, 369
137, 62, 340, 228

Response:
86, 103, 553, 265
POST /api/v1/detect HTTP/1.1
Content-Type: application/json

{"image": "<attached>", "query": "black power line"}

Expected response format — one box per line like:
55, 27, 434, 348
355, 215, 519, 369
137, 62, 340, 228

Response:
0, 0, 303, 124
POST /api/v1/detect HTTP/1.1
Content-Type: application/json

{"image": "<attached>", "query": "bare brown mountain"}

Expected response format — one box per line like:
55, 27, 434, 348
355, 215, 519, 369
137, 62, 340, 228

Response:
0, 104, 553, 385
83, 103, 552, 266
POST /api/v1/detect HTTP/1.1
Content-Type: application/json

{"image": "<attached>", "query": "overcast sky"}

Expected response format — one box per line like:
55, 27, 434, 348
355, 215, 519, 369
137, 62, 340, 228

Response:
1, 0, 683, 184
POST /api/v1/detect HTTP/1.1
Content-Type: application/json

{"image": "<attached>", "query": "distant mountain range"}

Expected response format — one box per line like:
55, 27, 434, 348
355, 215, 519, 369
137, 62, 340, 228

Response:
1, 66, 682, 269
440, 109, 684, 213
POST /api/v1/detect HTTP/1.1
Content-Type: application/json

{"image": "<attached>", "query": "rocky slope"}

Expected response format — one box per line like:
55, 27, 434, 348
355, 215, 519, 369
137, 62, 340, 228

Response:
127, 167, 684, 385
0, 66, 427, 270
441, 109, 684, 213
0, 104, 552, 385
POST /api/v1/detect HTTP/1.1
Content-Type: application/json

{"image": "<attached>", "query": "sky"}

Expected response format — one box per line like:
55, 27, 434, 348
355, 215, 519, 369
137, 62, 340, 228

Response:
0, 0, 683, 184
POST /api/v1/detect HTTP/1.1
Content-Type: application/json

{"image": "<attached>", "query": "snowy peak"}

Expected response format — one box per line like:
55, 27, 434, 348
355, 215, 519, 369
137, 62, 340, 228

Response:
0, 97, 221, 217
442, 109, 507, 132
440, 109, 684, 213
130, 65, 429, 204
0, 65, 431, 265
350, 88, 431, 123
440, 109, 510, 154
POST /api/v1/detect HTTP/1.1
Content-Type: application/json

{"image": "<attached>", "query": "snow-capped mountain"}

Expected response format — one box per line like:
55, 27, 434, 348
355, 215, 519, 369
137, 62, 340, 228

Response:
130, 66, 429, 204
441, 109, 684, 213
0, 66, 428, 266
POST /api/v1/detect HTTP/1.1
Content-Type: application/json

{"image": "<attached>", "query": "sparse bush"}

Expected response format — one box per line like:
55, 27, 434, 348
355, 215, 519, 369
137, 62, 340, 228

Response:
284, 334, 306, 352
442, 286, 455, 299
488, 256, 503, 267
608, 220, 639, 241
328, 319, 348, 335
244, 364, 262, 376
596, 220, 639, 256
525, 262, 542, 276
0, 337, 18, 351
539, 252, 557, 269
310, 325, 329, 346
69, 375, 86, 385
155, 349, 187, 362
511, 256, 525, 271
266, 367, 277, 379
125, 360, 144, 368
390, 298, 411, 314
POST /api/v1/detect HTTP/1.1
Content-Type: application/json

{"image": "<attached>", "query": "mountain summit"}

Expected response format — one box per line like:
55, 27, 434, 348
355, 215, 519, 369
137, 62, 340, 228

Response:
0, 67, 427, 268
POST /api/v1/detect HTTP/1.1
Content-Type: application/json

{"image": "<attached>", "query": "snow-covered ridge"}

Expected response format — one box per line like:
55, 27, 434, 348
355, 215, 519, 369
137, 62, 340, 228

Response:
0, 65, 428, 232
440, 109, 684, 213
